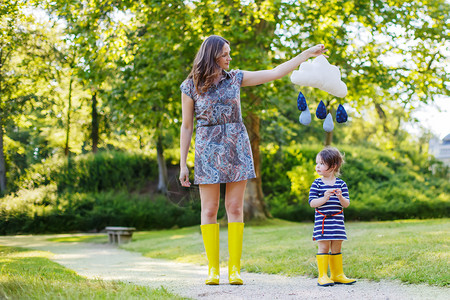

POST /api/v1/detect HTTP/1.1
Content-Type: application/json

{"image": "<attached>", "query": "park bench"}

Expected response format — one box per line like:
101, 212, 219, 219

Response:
105, 226, 136, 244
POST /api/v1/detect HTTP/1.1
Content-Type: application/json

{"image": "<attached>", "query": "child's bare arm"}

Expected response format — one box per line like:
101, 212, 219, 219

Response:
335, 189, 350, 208
310, 189, 336, 208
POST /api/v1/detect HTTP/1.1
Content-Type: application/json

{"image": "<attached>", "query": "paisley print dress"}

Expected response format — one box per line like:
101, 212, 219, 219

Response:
180, 70, 256, 184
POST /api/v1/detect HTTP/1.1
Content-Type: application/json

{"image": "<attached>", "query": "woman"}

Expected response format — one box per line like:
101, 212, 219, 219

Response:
179, 35, 327, 285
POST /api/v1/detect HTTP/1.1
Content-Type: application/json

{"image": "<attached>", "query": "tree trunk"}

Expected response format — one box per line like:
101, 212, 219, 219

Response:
243, 103, 272, 221
374, 102, 389, 133
0, 122, 6, 195
156, 133, 168, 194
139, 135, 144, 150
324, 104, 334, 146
91, 91, 99, 153
0, 50, 5, 195
325, 131, 333, 146
64, 76, 73, 156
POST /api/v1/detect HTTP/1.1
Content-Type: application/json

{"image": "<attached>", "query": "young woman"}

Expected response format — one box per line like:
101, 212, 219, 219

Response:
180, 35, 327, 285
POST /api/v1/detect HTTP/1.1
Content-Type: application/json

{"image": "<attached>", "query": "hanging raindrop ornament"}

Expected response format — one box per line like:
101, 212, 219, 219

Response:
323, 113, 334, 132
336, 104, 348, 123
315, 100, 327, 119
299, 104, 311, 125
297, 91, 307, 111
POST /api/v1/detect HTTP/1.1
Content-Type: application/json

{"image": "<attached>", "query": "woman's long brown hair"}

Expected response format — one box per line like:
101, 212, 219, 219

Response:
188, 35, 229, 95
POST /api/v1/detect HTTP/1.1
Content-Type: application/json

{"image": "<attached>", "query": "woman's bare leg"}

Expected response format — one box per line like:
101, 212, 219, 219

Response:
225, 180, 247, 222
199, 183, 221, 225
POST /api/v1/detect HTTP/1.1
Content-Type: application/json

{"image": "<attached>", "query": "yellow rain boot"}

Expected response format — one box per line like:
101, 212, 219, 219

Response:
200, 223, 220, 285
329, 253, 356, 285
316, 253, 334, 286
228, 222, 244, 285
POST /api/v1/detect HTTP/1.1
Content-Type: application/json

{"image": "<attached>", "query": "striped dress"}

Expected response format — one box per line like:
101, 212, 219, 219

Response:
308, 178, 349, 241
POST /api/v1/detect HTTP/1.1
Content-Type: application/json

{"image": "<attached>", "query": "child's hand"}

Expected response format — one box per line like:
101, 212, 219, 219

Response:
324, 189, 336, 200
334, 189, 342, 198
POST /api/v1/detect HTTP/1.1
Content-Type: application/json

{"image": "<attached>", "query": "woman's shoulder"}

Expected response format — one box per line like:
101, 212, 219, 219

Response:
180, 77, 194, 87
227, 69, 242, 76
227, 69, 244, 84
180, 77, 195, 97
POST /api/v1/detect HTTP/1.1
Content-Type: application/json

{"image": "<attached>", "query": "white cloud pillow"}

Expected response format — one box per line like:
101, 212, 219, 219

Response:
290, 55, 347, 98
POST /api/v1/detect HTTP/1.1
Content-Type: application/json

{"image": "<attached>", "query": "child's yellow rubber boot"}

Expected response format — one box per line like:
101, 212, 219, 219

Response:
200, 223, 220, 285
316, 253, 334, 286
329, 253, 356, 284
228, 222, 244, 285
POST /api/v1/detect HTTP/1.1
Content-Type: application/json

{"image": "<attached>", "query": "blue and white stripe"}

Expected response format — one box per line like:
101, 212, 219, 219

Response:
309, 178, 349, 241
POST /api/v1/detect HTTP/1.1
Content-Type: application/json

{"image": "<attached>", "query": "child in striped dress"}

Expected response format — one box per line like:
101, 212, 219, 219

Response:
309, 147, 356, 287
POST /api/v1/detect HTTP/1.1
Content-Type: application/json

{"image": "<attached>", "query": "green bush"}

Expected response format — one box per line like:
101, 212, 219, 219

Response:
15, 151, 158, 193
0, 186, 202, 235
4, 144, 449, 234
262, 144, 450, 221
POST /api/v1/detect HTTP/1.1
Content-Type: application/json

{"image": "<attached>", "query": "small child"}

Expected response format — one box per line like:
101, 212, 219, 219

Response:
309, 147, 356, 287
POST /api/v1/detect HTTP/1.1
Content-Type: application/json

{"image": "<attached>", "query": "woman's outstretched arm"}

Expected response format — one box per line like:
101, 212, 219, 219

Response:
179, 92, 194, 187
241, 44, 327, 87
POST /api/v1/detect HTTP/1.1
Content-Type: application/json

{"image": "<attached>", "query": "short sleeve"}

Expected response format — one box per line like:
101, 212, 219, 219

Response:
180, 79, 193, 98
341, 181, 350, 201
229, 69, 244, 86
309, 179, 320, 203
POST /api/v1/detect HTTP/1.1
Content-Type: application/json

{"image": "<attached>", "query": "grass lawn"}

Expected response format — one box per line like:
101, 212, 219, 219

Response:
0, 246, 187, 299
115, 218, 449, 286
49, 218, 449, 286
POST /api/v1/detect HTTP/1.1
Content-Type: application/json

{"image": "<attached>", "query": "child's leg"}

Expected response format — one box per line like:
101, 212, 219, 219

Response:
316, 241, 334, 286
318, 240, 331, 253
329, 240, 356, 284
330, 240, 342, 254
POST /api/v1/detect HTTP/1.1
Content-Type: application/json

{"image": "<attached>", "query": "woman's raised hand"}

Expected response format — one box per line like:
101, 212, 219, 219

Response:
306, 44, 328, 58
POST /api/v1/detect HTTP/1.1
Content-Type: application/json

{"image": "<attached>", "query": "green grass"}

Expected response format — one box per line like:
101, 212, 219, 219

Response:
117, 218, 449, 286
47, 234, 108, 243
0, 246, 187, 299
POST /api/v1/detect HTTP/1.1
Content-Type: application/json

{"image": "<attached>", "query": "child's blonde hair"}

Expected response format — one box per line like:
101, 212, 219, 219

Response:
318, 147, 345, 176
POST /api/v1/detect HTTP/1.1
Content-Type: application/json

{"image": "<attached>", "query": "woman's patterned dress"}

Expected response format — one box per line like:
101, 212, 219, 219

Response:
180, 70, 256, 184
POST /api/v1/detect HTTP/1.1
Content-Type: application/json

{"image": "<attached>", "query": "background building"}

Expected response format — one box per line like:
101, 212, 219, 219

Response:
429, 133, 450, 167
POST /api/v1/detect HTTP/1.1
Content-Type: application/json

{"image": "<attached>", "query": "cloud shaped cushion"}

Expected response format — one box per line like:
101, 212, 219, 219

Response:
290, 55, 347, 98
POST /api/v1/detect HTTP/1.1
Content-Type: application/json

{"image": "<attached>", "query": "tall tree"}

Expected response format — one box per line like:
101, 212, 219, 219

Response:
46, 0, 127, 153
110, 0, 196, 194
0, 1, 56, 195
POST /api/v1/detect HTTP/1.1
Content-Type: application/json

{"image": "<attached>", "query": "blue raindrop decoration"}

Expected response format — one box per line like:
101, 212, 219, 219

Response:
299, 107, 311, 125
315, 100, 327, 119
323, 113, 334, 132
336, 104, 348, 123
297, 92, 307, 111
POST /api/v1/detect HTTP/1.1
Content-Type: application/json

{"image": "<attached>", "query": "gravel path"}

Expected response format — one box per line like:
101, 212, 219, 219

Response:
0, 234, 447, 300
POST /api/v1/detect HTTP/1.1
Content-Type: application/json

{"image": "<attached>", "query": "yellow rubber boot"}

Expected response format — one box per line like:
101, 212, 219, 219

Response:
228, 222, 244, 285
200, 223, 220, 285
316, 254, 334, 286
329, 253, 356, 284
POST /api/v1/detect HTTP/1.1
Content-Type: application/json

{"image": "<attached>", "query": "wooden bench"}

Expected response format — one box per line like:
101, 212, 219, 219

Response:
105, 226, 136, 244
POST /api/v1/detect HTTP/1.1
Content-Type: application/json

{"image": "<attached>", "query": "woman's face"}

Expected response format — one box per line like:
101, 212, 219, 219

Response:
217, 43, 232, 70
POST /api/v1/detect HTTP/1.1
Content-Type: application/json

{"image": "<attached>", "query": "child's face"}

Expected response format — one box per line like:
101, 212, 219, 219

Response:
315, 155, 335, 177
